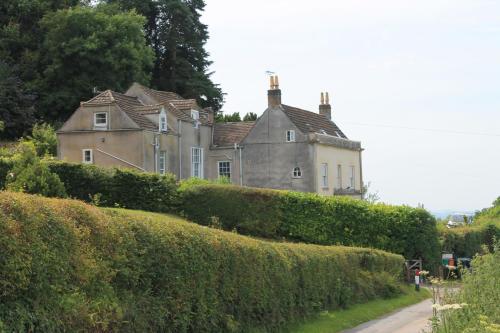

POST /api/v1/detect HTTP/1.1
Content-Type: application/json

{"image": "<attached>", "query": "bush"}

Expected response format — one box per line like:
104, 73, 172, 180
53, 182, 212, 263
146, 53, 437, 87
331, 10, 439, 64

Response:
432, 243, 500, 333
5, 142, 66, 198
25, 123, 57, 157
44, 161, 178, 212
0, 191, 405, 332
178, 184, 441, 270
440, 224, 500, 257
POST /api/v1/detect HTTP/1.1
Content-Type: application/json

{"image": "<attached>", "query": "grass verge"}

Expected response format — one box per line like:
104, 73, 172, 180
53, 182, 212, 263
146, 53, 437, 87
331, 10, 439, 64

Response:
290, 286, 431, 333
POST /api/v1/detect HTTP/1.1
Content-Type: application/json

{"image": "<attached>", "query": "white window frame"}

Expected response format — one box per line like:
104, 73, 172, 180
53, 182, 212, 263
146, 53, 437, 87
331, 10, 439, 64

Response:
82, 149, 93, 164
321, 163, 328, 188
159, 109, 167, 132
337, 164, 342, 189
94, 112, 108, 129
191, 147, 203, 178
159, 151, 167, 175
286, 130, 296, 142
349, 165, 355, 188
217, 161, 231, 180
293, 166, 302, 178
191, 110, 200, 129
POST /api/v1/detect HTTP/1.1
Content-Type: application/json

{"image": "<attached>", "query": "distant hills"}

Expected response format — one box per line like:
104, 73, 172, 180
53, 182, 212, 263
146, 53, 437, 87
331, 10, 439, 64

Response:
431, 210, 476, 219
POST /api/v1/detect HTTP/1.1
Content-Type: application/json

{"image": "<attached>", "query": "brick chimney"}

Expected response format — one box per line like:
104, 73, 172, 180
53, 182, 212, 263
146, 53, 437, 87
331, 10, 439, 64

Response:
319, 92, 332, 120
267, 75, 281, 108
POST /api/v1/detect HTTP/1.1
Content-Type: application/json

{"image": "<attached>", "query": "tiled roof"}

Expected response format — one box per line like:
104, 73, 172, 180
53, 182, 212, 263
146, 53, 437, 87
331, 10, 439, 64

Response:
136, 84, 183, 103
80, 84, 214, 130
133, 83, 210, 125
281, 104, 347, 139
82, 90, 157, 130
213, 121, 255, 147
110, 91, 157, 130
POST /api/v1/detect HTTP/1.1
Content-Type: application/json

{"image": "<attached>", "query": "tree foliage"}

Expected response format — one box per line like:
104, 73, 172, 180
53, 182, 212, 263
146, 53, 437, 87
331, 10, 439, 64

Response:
243, 112, 258, 121
36, 4, 154, 121
25, 123, 57, 157
215, 112, 257, 123
5, 142, 66, 197
0, 61, 36, 139
105, 0, 224, 111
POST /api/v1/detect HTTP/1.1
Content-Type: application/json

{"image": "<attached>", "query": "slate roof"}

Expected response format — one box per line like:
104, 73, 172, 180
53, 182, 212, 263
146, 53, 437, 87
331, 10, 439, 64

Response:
281, 104, 347, 139
213, 121, 255, 147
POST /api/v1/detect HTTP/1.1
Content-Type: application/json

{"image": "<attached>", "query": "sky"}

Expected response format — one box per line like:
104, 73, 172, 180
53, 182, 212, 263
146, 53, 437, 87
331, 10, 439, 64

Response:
201, 0, 500, 212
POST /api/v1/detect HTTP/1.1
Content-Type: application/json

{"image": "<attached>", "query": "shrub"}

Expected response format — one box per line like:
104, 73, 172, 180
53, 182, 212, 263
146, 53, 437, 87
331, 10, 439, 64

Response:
431, 242, 500, 333
0, 191, 405, 332
178, 184, 441, 270
5, 142, 66, 198
44, 161, 178, 212
25, 123, 57, 157
440, 223, 500, 257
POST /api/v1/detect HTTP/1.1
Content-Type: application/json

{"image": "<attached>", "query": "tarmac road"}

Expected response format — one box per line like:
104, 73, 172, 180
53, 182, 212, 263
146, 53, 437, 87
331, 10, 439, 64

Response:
341, 298, 433, 333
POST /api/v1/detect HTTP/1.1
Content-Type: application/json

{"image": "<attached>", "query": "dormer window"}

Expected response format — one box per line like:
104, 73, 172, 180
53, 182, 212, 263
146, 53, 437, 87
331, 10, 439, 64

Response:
94, 112, 107, 129
286, 130, 295, 142
191, 110, 200, 128
159, 108, 167, 132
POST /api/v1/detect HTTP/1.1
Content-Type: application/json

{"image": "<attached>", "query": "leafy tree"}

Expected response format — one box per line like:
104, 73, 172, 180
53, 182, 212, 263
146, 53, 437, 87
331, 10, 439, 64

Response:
493, 196, 500, 207
0, 0, 82, 84
243, 112, 258, 121
36, 4, 154, 121
6, 141, 66, 197
215, 112, 242, 123
25, 123, 57, 157
105, 0, 224, 111
0, 61, 36, 139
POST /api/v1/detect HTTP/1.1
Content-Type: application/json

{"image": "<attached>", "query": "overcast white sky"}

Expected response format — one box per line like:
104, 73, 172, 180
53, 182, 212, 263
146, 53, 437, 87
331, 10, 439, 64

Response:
202, 0, 500, 212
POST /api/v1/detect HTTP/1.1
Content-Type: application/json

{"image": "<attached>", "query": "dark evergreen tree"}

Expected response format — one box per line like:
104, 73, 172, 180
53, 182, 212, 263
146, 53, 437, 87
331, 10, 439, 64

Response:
106, 0, 224, 111
0, 62, 36, 139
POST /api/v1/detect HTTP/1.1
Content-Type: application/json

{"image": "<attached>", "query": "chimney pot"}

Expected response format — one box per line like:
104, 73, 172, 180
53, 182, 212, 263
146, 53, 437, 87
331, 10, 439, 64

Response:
267, 75, 282, 107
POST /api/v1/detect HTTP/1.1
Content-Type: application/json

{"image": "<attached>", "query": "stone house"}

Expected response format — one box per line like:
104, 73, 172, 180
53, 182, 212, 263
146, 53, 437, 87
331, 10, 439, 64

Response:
57, 78, 363, 197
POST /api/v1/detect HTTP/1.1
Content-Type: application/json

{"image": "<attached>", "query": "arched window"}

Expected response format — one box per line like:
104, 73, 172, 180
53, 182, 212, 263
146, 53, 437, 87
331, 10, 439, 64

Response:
293, 167, 302, 178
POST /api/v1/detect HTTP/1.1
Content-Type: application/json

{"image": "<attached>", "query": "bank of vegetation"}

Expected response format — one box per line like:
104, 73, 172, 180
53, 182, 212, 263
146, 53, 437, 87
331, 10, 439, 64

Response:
0, 191, 404, 332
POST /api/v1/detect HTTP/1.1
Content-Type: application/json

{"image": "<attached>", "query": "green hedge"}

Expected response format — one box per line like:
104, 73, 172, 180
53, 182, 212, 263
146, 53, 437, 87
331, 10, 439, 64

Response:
45, 161, 178, 212
179, 185, 441, 269
0, 159, 178, 213
440, 224, 500, 257
0, 191, 404, 332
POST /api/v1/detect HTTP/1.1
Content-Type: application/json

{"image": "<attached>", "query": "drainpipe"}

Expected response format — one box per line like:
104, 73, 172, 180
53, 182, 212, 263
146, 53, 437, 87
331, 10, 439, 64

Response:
153, 135, 159, 173
234, 143, 244, 186
178, 120, 182, 179
359, 148, 364, 199
239, 145, 243, 186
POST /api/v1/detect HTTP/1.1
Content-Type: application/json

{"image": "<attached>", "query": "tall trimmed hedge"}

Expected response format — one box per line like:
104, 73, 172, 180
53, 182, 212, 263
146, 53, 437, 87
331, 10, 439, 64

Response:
179, 185, 441, 269
45, 161, 178, 212
440, 224, 500, 257
0, 159, 178, 213
0, 191, 404, 332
